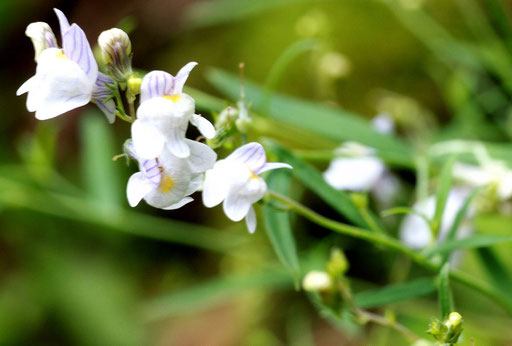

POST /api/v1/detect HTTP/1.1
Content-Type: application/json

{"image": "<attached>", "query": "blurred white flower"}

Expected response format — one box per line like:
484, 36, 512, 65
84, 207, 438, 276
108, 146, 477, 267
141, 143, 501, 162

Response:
125, 139, 216, 209
202, 142, 292, 233
453, 161, 512, 201
323, 142, 386, 191
323, 114, 398, 198
16, 9, 112, 121
132, 64, 215, 159
399, 188, 473, 250
302, 271, 332, 292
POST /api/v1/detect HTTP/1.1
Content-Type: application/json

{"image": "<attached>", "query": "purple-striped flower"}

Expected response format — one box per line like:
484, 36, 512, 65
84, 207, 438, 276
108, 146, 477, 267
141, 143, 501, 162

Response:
131, 64, 215, 159
202, 142, 292, 233
125, 138, 216, 209
17, 9, 115, 122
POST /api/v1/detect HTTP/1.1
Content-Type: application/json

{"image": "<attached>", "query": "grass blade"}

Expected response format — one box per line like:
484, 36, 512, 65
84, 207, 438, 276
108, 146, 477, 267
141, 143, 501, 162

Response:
425, 235, 512, 257
438, 263, 453, 319
266, 141, 367, 227
354, 277, 436, 308
432, 156, 456, 236
476, 248, 512, 295
263, 169, 301, 285
207, 68, 413, 167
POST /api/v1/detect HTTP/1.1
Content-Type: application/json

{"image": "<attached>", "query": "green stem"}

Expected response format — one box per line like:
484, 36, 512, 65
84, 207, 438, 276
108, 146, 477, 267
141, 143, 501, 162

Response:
267, 190, 512, 315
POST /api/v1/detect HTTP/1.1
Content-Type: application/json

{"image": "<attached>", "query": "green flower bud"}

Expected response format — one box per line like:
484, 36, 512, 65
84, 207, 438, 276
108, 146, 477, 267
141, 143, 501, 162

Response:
325, 248, 349, 280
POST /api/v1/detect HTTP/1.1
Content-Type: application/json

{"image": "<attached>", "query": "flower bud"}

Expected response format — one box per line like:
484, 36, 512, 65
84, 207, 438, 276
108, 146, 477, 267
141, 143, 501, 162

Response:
326, 248, 349, 280
445, 312, 463, 343
302, 271, 333, 292
128, 76, 142, 95
98, 28, 133, 81
25, 22, 57, 61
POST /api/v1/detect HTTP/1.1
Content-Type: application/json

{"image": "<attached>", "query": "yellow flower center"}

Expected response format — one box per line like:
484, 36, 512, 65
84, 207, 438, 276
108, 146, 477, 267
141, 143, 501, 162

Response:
159, 175, 174, 193
249, 170, 258, 179
56, 50, 68, 60
163, 94, 181, 103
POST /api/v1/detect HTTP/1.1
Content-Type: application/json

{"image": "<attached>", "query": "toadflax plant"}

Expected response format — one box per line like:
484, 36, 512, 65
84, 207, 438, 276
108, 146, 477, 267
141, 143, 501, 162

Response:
16, 7, 512, 345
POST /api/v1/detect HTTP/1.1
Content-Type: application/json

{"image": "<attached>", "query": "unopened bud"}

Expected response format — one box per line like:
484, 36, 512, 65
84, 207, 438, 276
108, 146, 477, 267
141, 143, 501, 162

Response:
98, 28, 133, 81
235, 116, 252, 133
26, 22, 57, 61
445, 312, 462, 328
302, 271, 333, 292
128, 76, 142, 95
326, 248, 349, 279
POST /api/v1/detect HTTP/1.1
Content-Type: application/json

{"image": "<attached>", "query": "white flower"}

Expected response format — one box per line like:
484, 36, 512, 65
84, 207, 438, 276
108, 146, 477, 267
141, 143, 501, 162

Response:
16, 9, 113, 121
323, 114, 397, 195
399, 188, 473, 250
202, 142, 292, 233
131, 65, 215, 160
126, 139, 216, 209
453, 161, 512, 201
323, 142, 386, 191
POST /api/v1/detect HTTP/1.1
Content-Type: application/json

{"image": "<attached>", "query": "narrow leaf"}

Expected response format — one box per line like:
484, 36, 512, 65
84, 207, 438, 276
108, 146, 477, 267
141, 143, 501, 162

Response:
438, 263, 453, 319
266, 141, 367, 227
80, 112, 121, 210
141, 269, 291, 321
433, 156, 456, 236
476, 248, 512, 295
207, 68, 413, 167
354, 277, 436, 308
440, 187, 480, 263
263, 169, 301, 285
425, 235, 512, 256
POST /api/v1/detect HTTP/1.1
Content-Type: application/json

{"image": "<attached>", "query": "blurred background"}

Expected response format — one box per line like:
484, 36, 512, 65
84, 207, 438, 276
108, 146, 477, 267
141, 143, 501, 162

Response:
3, 0, 512, 345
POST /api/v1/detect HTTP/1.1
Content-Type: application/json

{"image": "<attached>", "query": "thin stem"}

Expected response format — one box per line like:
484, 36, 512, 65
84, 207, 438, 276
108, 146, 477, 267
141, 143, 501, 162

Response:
267, 190, 512, 315
359, 206, 385, 234
338, 280, 420, 342
127, 97, 136, 119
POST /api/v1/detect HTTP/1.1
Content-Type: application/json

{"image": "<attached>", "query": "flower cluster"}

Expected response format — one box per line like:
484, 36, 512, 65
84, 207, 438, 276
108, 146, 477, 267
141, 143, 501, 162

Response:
17, 9, 291, 233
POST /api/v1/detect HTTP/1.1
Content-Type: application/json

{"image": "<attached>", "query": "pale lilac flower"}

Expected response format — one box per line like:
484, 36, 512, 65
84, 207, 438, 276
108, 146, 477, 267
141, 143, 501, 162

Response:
17, 9, 115, 122
323, 114, 398, 201
323, 142, 386, 191
126, 139, 216, 209
399, 188, 473, 250
131, 64, 215, 160
202, 142, 292, 233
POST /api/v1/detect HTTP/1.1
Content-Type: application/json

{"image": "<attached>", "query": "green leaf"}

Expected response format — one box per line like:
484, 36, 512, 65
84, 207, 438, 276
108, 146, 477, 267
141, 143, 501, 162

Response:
80, 112, 122, 211
476, 248, 512, 295
266, 141, 367, 227
432, 156, 456, 236
207, 68, 414, 167
438, 263, 453, 319
141, 269, 291, 321
354, 277, 436, 308
0, 173, 246, 253
425, 235, 512, 257
263, 169, 301, 285
183, 0, 315, 29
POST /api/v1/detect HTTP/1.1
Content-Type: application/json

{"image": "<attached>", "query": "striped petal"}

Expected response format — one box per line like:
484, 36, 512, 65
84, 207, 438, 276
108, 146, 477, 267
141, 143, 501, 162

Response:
186, 139, 217, 173
140, 71, 174, 103
172, 62, 197, 94
61, 23, 98, 84
227, 142, 266, 173
54, 8, 70, 36
92, 72, 115, 123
